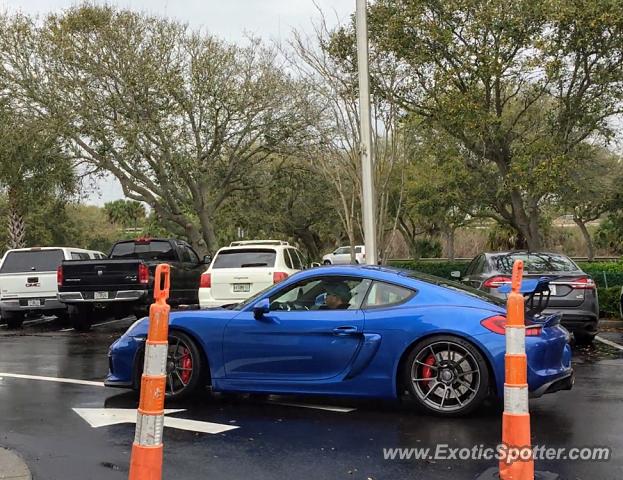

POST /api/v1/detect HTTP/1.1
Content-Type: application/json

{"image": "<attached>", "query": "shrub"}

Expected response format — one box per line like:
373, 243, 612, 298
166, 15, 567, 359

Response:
599, 287, 622, 319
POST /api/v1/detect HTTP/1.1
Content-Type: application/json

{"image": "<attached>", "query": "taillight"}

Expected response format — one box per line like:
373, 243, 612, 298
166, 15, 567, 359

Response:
138, 264, 149, 284
273, 272, 288, 284
200, 273, 211, 289
57, 266, 63, 287
567, 277, 595, 289
480, 315, 542, 336
482, 276, 512, 288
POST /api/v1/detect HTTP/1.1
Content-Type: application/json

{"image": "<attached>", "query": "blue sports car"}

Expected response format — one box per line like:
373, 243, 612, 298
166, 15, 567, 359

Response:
106, 265, 574, 416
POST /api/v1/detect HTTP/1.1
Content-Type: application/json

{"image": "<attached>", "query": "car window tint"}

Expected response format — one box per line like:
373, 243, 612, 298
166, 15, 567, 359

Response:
288, 249, 303, 270
335, 247, 348, 255
465, 257, 478, 276
295, 250, 307, 268
269, 276, 369, 311
283, 250, 294, 269
0, 250, 64, 273
475, 255, 487, 274
494, 253, 579, 273
363, 281, 414, 309
71, 252, 90, 260
110, 241, 177, 261
187, 247, 199, 264
179, 245, 191, 263
355, 247, 363, 253
212, 249, 277, 268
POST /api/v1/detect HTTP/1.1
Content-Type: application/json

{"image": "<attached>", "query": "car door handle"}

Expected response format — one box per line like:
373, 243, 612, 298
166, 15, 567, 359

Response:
332, 326, 358, 336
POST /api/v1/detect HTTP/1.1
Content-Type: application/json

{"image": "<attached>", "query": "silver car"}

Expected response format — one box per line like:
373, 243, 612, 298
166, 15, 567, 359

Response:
456, 251, 599, 345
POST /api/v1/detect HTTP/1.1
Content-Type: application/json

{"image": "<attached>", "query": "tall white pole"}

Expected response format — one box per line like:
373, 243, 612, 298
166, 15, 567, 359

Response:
356, 0, 378, 265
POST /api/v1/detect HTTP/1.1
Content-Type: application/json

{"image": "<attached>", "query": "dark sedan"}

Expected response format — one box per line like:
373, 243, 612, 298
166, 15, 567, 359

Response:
455, 252, 599, 344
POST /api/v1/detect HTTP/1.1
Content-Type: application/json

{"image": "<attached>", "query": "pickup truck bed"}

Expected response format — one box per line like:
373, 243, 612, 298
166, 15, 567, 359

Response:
57, 238, 206, 330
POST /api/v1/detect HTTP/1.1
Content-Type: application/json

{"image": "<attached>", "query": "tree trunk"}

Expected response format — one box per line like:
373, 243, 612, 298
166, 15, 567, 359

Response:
574, 217, 595, 261
198, 210, 218, 255
446, 228, 455, 261
7, 187, 26, 249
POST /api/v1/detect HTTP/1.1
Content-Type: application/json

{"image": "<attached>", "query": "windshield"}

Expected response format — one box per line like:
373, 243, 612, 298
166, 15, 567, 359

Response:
406, 271, 506, 307
493, 253, 579, 274
212, 249, 277, 268
0, 250, 64, 273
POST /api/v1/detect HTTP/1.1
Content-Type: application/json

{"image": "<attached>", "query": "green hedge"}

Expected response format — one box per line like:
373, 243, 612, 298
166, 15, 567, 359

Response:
389, 259, 623, 287
388, 260, 469, 279
599, 287, 621, 318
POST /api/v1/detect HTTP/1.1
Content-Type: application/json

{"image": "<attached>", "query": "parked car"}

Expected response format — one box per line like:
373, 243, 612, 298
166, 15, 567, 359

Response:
456, 251, 599, 344
322, 245, 365, 265
198, 240, 306, 308
0, 247, 105, 328
57, 238, 207, 331
107, 265, 573, 416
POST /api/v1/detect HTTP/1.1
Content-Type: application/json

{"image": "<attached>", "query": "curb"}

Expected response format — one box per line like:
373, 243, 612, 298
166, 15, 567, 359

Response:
0, 447, 32, 480
600, 319, 623, 328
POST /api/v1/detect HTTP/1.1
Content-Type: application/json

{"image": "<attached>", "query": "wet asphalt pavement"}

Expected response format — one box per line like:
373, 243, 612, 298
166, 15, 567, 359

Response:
0, 317, 622, 480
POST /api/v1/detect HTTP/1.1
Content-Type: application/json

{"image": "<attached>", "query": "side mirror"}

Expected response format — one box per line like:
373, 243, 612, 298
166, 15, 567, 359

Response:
253, 298, 270, 320
310, 262, 321, 268
450, 271, 462, 279
203, 255, 212, 264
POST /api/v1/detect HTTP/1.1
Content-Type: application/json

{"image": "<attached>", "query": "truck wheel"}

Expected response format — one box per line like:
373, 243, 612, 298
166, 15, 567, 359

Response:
2, 311, 24, 329
68, 305, 93, 332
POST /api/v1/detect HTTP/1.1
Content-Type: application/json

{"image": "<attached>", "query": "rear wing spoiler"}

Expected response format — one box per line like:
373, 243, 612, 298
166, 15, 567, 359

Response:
497, 276, 559, 317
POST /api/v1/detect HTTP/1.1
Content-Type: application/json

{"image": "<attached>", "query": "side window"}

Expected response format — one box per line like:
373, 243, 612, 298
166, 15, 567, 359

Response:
465, 256, 480, 276
363, 281, 415, 309
283, 249, 293, 269
475, 255, 487, 274
269, 276, 370, 311
288, 249, 303, 270
296, 250, 307, 269
71, 252, 90, 260
178, 245, 191, 263
335, 247, 348, 255
187, 247, 199, 264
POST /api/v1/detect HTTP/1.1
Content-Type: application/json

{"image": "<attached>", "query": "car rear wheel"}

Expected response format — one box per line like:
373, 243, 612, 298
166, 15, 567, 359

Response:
403, 335, 489, 416
68, 305, 93, 332
164, 331, 205, 400
323, 260, 331, 265
574, 332, 596, 346
2, 311, 24, 329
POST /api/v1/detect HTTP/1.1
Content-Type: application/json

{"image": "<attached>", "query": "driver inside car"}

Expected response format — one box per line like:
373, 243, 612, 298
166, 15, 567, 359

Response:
322, 283, 352, 310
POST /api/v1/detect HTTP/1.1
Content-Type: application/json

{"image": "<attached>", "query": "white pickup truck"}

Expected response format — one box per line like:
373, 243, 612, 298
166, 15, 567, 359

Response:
0, 247, 105, 328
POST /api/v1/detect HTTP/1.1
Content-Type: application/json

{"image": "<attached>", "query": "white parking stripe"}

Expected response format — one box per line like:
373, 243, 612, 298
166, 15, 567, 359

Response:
0, 372, 105, 387
595, 335, 623, 352
92, 318, 130, 328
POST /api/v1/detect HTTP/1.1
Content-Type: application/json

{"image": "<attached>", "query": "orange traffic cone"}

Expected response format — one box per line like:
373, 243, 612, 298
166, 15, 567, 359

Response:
129, 264, 171, 480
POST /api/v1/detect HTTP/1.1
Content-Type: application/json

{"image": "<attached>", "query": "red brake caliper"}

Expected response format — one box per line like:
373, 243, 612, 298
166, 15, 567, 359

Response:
421, 354, 436, 388
180, 347, 192, 384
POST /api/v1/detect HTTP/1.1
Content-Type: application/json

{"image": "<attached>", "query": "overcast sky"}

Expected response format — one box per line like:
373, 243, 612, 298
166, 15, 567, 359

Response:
1, 0, 356, 205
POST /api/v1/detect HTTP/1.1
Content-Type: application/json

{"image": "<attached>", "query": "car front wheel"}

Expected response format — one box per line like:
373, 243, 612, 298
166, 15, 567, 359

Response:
164, 331, 205, 400
403, 335, 489, 416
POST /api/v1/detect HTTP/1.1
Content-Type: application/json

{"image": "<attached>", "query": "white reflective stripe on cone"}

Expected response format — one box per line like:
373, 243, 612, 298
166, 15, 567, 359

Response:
504, 385, 529, 414
134, 412, 164, 446
143, 343, 168, 376
505, 326, 526, 355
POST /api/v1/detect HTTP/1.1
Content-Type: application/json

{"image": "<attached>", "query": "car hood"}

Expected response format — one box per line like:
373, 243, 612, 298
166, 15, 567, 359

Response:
124, 308, 239, 338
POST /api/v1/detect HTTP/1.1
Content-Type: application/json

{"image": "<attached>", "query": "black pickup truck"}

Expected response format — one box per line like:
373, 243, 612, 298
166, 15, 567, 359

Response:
57, 238, 208, 330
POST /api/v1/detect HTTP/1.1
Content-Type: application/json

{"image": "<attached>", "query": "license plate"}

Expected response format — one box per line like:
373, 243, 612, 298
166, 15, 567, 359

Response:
94, 291, 109, 300
233, 283, 251, 293
27, 299, 41, 307
548, 285, 557, 296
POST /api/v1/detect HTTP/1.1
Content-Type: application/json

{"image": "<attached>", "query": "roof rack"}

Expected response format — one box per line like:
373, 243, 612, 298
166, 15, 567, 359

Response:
229, 240, 290, 247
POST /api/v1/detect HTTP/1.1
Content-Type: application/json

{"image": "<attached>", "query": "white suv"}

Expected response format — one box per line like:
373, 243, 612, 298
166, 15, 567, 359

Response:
199, 241, 306, 308
0, 247, 105, 328
322, 245, 365, 265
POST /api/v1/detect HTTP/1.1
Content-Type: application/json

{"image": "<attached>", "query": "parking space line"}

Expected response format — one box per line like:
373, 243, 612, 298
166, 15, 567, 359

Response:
0, 372, 105, 387
595, 336, 623, 352
269, 401, 356, 413
92, 318, 131, 328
